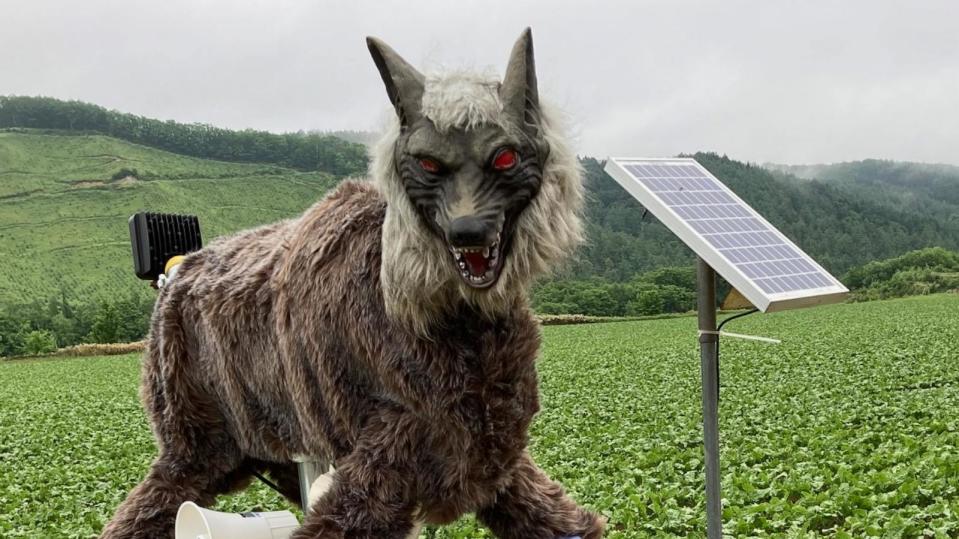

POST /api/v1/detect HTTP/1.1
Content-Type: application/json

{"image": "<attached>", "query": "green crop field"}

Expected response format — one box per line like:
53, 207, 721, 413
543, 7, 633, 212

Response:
0, 130, 342, 305
2, 294, 958, 538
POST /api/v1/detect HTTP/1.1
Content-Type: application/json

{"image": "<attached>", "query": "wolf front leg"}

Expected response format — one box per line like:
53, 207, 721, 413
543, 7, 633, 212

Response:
291, 411, 420, 539
477, 452, 605, 539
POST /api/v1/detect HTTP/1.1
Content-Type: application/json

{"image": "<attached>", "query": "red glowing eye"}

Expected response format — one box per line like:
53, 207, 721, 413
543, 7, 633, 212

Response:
419, 158, 441, 173
492, 148, 517, 171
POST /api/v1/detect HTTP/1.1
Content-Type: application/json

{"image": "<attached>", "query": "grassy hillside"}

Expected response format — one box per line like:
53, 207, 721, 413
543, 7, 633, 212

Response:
0, 130, 340, 304
3, 293, 957, 537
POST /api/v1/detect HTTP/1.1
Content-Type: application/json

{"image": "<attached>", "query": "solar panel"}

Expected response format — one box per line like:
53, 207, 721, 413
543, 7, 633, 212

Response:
604, 157, 848, 312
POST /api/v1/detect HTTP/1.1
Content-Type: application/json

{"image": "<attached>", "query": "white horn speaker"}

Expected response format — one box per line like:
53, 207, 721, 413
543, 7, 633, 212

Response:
175, 501, 299, 539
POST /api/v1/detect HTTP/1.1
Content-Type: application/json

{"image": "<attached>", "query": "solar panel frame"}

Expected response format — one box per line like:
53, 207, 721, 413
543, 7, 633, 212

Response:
604, 157, 848, 312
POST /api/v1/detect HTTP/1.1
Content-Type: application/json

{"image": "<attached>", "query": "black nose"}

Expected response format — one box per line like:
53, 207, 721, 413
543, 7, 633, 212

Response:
447, 216, 493, 247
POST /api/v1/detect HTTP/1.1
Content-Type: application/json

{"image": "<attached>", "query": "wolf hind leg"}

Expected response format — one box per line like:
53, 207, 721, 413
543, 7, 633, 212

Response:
101, 311, 254, 538
99, 442, 253, 539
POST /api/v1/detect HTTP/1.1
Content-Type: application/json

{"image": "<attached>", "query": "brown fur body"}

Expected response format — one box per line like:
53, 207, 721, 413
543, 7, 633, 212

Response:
100, 181, 604, 538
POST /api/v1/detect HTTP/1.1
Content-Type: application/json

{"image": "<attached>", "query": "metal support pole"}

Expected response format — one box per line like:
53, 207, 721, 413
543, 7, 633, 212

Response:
297, 460, 327, 514
696, 258, 722, 539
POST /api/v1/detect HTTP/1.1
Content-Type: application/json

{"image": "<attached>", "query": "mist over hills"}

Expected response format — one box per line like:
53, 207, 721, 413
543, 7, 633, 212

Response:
766, 160, 959, 227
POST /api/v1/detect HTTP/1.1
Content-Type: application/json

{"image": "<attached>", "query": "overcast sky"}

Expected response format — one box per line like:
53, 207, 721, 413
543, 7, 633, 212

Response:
4, 0, 958, 165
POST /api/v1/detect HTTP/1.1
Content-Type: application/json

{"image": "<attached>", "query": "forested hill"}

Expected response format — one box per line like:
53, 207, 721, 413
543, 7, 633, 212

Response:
766, 159, 959, 227
0, 96, 368, 176
573, 153, 959, 280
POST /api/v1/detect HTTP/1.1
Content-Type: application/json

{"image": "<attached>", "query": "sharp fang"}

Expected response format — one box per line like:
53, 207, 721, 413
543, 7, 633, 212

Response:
482, 247, 490, 258
458, 261, 466, 269
455, 252, 463, 261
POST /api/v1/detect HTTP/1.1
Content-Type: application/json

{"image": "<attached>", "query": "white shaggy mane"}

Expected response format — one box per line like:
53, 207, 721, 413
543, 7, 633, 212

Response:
372, 72, 585, 335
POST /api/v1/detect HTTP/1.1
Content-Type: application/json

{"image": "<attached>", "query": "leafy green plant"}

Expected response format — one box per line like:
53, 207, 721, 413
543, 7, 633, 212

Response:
21, 329, 56, 355
110, 168, 138, 181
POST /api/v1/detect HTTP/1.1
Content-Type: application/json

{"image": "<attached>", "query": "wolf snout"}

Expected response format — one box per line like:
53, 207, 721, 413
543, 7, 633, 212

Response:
447, 216, 497, 248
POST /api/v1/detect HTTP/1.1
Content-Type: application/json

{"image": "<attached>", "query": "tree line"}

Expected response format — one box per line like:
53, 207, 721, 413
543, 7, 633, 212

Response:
533, 247, 959, 319
533, 266, 704, 317
1, 248, 956, 357
0, 96, 369, 176
0, 292, 152, 357
844, 247, 959, 301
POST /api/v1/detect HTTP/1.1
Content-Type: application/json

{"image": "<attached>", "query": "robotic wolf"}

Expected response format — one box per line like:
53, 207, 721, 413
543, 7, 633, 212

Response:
101, 29, 605, 539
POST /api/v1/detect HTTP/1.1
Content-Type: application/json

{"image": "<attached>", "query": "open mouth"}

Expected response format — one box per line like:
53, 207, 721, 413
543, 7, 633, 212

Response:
448, 232, 503, 288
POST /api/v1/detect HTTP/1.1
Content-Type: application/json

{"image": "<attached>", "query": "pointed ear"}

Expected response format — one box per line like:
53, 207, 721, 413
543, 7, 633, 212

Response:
500, 27, 540, 133
367, 36, 425, 128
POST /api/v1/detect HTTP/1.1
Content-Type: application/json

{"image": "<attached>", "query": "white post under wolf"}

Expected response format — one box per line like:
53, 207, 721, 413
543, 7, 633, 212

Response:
296, 460, 327, 512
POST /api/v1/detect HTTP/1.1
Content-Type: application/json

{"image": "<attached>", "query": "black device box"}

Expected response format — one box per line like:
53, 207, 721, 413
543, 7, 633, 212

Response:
129, 212, 202, 280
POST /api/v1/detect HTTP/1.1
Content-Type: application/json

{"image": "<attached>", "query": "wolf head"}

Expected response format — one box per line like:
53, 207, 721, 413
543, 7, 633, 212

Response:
368, 29, 584, 333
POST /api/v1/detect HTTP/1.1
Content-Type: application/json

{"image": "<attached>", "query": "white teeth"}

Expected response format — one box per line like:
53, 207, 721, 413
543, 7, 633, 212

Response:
449, 229, 505, 285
